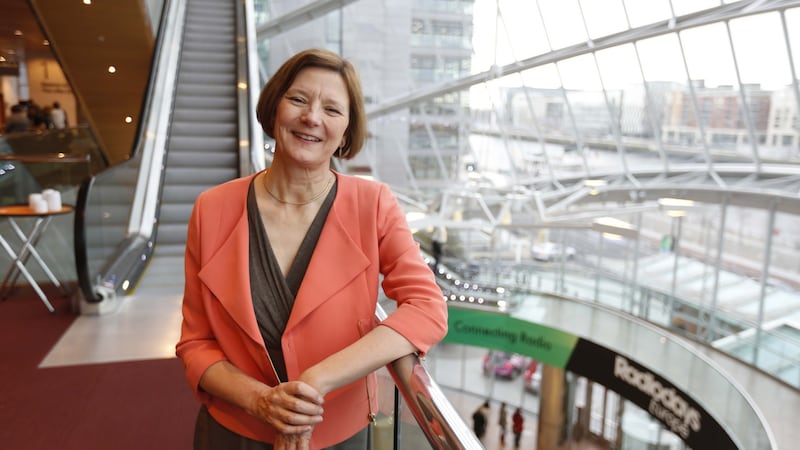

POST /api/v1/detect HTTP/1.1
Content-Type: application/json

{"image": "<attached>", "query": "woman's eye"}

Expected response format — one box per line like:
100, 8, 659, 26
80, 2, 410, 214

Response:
326, 107, 342, 115
288, 96, 305, 104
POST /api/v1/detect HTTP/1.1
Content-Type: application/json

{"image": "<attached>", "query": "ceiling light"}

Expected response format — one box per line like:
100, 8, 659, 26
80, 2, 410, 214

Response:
83, 0, 92, 5
657, 197, 694, 208
584, 179, 606, 195
124, 116, 133, 123
43, 40, 50, 46
583, 179, 606, 187
592, 216, 638, 239
658, 197, 695, 218
107, 65, 116, 73
13, 30, 22, 36
594, 216, 632, 228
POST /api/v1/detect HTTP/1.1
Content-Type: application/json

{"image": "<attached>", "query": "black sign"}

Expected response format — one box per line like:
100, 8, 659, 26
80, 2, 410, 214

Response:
566, 339, 738, 450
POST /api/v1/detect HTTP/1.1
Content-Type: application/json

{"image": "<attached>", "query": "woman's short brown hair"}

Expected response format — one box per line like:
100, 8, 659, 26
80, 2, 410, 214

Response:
256, 48, 367, 160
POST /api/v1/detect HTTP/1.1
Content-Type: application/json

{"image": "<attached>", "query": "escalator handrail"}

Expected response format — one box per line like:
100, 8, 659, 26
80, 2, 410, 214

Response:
237, 0, 265, 174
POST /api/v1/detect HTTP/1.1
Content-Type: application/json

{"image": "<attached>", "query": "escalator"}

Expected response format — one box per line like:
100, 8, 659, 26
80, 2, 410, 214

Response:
158, 0, 240, 257
74, 0, 255, 302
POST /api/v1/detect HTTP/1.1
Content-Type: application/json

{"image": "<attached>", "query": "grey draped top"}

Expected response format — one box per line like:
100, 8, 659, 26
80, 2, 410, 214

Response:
246, 177, 337, 382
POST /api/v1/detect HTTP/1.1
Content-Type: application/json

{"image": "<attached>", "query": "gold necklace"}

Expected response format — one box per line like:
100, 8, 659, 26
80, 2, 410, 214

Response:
262, 170, 334, 206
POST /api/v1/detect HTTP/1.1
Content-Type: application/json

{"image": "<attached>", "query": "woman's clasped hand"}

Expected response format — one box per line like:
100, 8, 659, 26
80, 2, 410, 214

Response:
250, 381, 324, 434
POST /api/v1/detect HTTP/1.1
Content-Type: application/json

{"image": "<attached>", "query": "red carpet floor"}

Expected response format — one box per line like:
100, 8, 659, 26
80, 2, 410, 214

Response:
0, 285, 198, 450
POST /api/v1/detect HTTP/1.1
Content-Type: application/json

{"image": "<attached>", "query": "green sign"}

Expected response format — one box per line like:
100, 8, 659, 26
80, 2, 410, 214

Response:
443, 307, 579, 368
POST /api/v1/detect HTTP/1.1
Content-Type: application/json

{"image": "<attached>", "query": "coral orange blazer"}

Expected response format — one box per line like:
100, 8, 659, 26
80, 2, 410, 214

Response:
176, 171, 447, 448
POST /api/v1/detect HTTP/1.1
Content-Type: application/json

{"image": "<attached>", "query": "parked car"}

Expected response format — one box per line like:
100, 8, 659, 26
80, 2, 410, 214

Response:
482, 351, 528, 379
531, 241, 576, 262
523, 360, 542, 394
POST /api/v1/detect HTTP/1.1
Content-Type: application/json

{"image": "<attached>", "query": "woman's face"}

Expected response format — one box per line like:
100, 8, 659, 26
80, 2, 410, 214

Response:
274, 67, 350, 168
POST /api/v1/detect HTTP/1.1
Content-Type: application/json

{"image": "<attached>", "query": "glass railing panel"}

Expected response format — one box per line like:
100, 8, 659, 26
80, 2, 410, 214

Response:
713, 321, 800, 387
386, 352, 483, 450
0, 129, 95, 196
427, 250, 788, 448
432, 300, 775, 450
372, 367, 399, 450
374, 302, 482, 449
0, 131, 95, 284
76, 158, 144, 298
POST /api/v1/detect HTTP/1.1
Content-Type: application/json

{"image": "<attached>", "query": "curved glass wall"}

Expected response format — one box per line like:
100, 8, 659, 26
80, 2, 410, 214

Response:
252, 0, 800, 386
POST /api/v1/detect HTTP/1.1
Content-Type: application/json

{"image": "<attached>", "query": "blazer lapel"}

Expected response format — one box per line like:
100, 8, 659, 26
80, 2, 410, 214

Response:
285, 205, 370, 333
198, 210, 263, 345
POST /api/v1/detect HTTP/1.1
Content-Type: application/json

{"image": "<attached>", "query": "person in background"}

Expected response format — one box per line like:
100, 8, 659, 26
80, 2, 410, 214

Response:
471, 400, 489, 440
4, 104, 31, 133
176, 48, 447, 450
511, 407, 524, 449
40, 105, 54, 129
430, 225, 446, 272
498, 402, 508, 446
50, 102, 67, 129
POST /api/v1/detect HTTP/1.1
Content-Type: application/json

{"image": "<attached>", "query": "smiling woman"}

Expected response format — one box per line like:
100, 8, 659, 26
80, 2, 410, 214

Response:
176, 48, 448, 450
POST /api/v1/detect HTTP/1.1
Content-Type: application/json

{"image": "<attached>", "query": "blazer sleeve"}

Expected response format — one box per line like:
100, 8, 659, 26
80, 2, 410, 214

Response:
175, 194, 228, 401
373, 184, 448, 355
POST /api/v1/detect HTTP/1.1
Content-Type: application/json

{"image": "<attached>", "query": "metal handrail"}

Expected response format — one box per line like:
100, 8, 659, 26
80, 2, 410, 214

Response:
376, 304, 483, 449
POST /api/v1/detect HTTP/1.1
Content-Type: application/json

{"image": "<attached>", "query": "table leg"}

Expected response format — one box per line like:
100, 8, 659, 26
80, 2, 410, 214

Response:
0, 218, 42, 297
0, 231, 55, 313
2, 217, 44, 293
6, 217, 65, 294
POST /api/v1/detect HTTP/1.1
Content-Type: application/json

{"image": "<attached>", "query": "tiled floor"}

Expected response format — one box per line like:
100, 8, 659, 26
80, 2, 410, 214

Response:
40, 253, 799, 450
41, 255, 184, 368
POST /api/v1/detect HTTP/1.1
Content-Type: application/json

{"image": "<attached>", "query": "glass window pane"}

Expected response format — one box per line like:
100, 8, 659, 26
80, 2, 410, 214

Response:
538, 0, 587, 50
681, 23, 737, 88
559, 53, 601, 91
670, 0, 722, 17
595, 43, 643, 90
518, 65, 571, 134
495, 1, 551, 62
729, 14, 791, 160
730, 13, 791, 89
786, 9, 800, 77
771, 211, 797, 289
636, 34, 686, 83
519, 64, 563, 90
470, 0, 497, 73
580, 0, 628, 39
637, 35, 705, 157
594, 43, 666, 169
622, 0, 673, 28
473, 0, 552, 71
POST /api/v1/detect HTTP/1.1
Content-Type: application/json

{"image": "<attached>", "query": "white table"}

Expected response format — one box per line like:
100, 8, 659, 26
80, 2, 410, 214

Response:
0, 204, 73, 313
